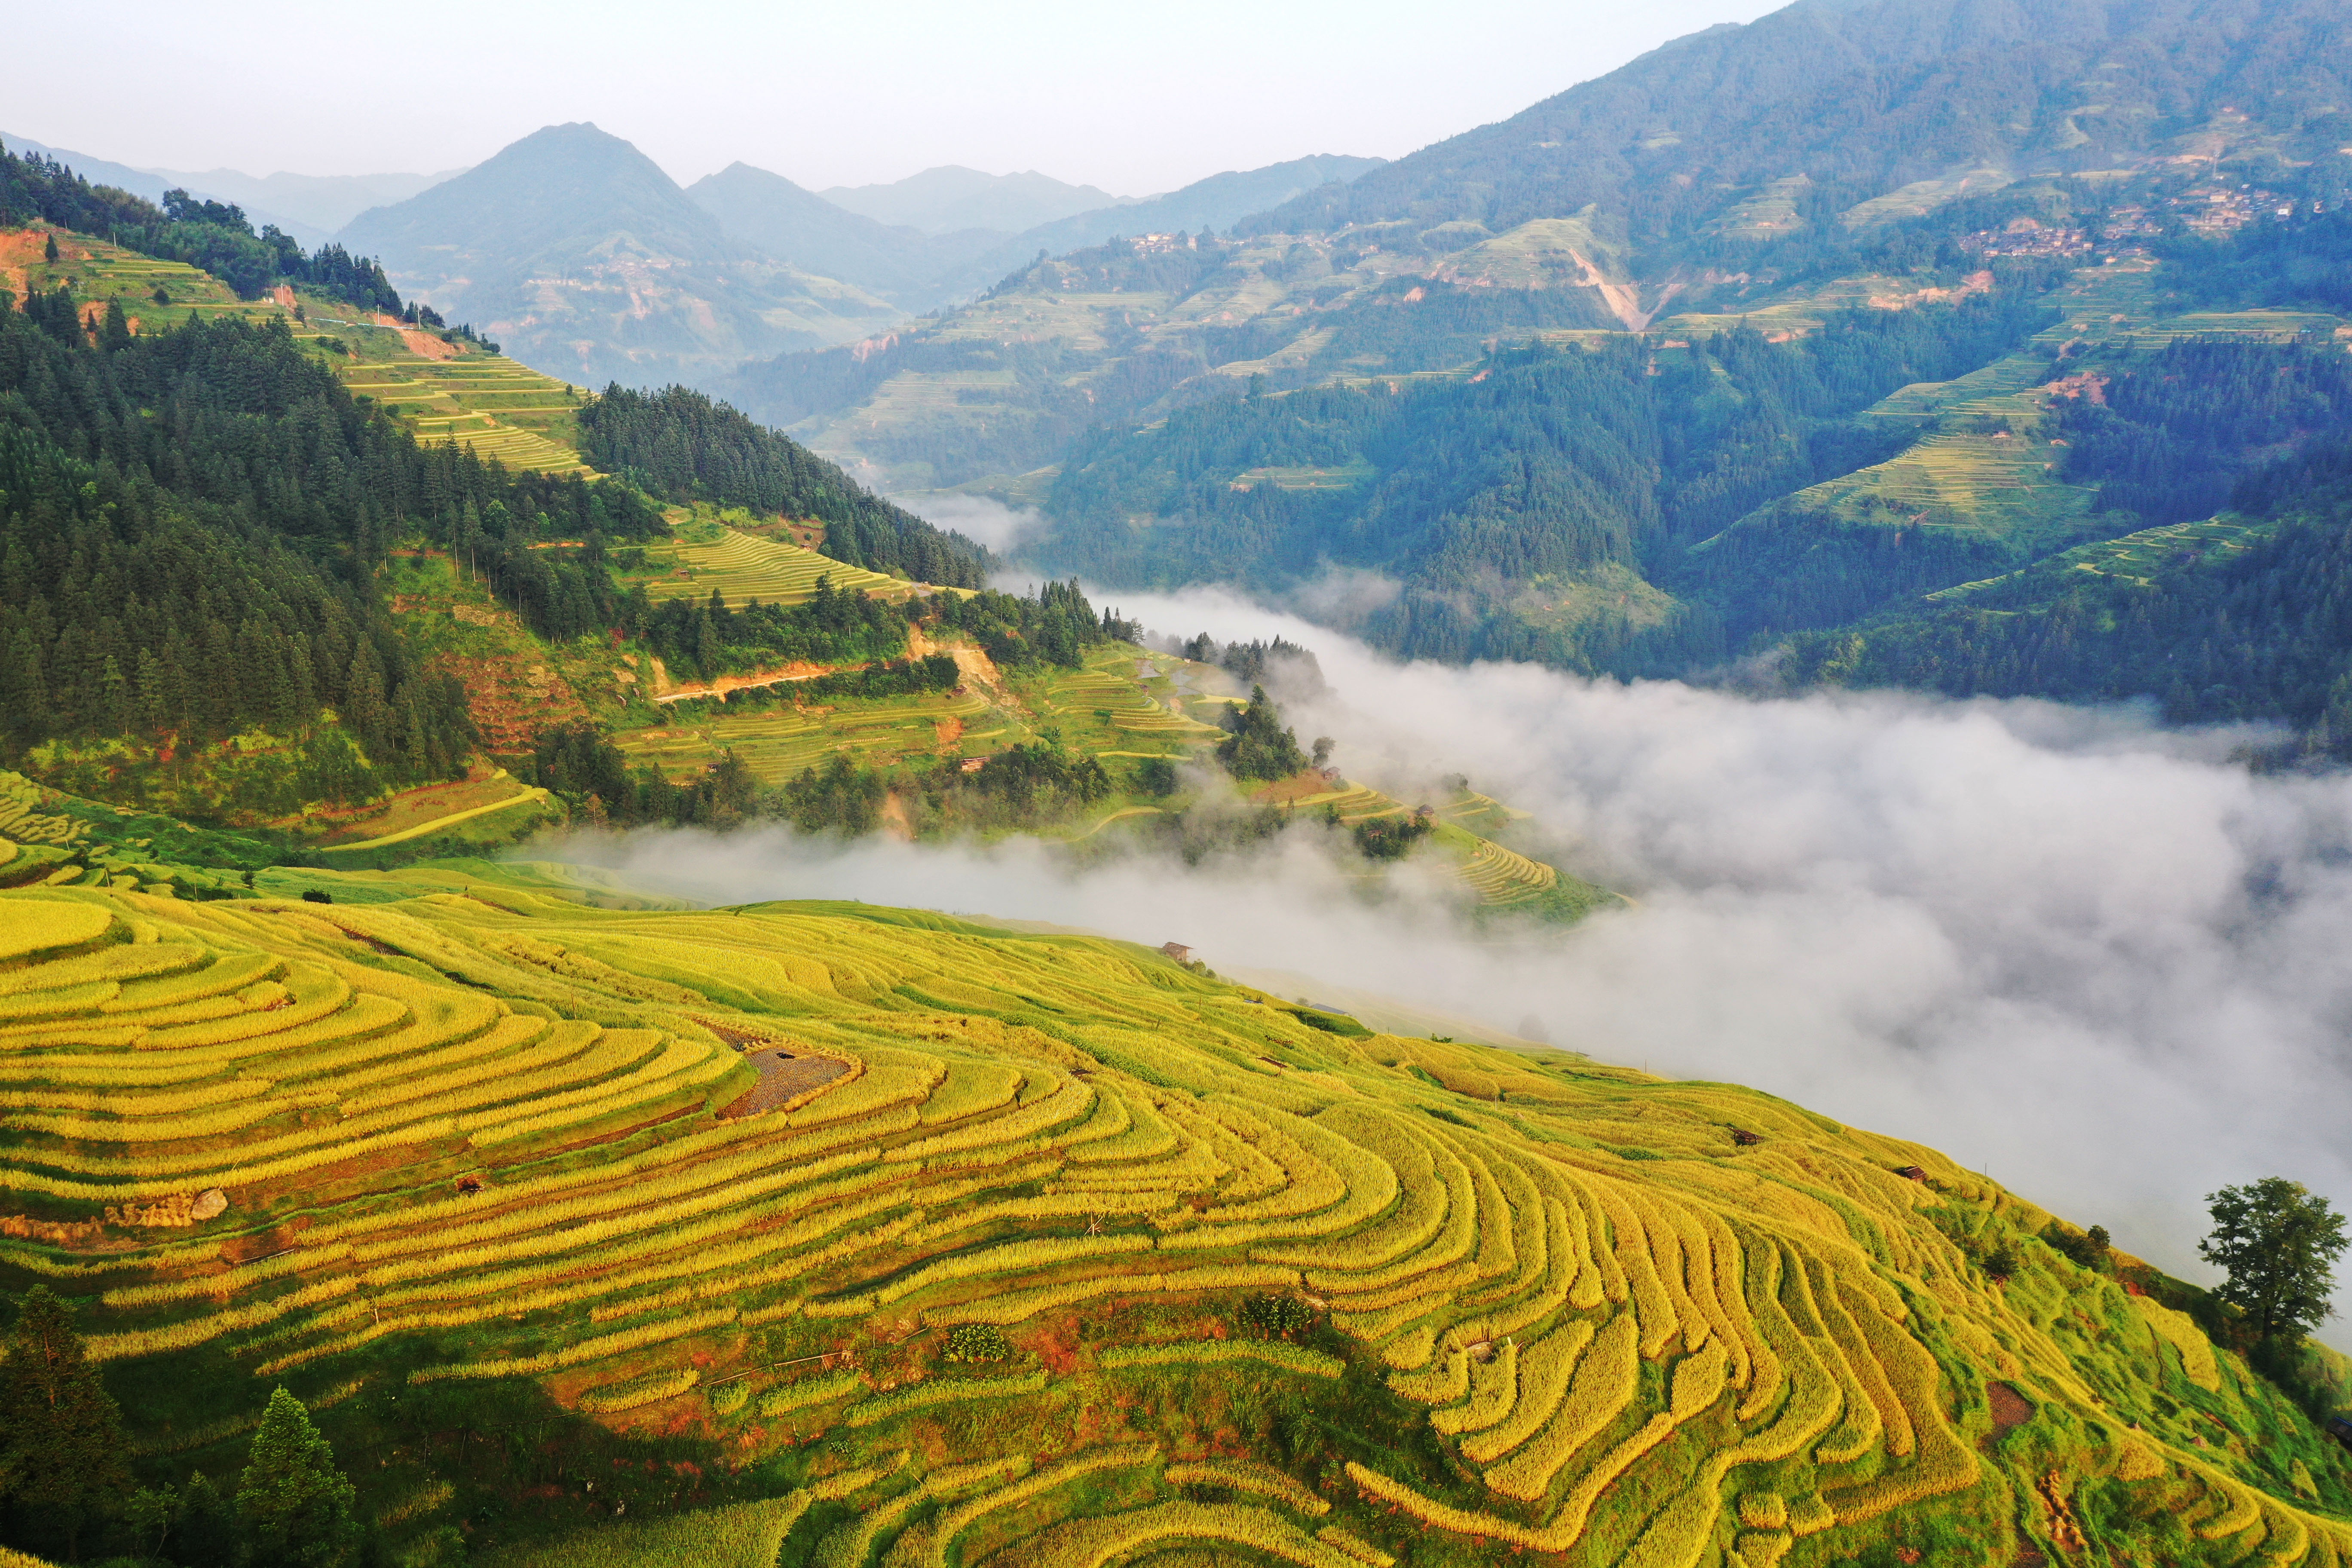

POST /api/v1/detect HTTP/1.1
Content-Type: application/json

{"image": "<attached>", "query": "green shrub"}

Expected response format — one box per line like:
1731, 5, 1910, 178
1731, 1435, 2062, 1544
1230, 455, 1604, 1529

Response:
944, 1323, 1014, 1363
1240, 1294, 1314, 1339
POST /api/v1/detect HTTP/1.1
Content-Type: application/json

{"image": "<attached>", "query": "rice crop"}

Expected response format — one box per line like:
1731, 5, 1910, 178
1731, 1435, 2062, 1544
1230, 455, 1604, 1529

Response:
842, 1370, 1050, 1428
759, 1369, 866, 1418
1482, 1311, 1638, 1502
1430, 1338, 1517, 1436
15, 881, 2343, 1568
1458, 1319, 1592, 1464
473, 1495, 809, 1568
988, 1501, 1362, 1568
2132, 1296, 2221, 1391
1316, 1526, 1394, 1566
1165, 1460, 1330, 1516
406, 1307, 737, 1384
1098, 1341, 1343, 1379
579, 1366, 701, 1414
924, 1263, 1301, 1326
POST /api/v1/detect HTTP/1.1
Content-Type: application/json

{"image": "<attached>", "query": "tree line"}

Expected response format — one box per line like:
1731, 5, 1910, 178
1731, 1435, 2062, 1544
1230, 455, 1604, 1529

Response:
0, 141, 407, 312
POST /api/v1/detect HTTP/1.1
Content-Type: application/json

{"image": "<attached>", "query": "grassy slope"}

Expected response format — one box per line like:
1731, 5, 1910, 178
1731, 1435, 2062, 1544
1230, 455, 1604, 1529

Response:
612, 641, 1610, 915
2, 879, 2346, 1567
5, 227, 591, 477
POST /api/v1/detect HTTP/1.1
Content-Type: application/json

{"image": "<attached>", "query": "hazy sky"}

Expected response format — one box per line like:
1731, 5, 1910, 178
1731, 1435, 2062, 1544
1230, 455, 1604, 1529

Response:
10, 0, 1778, 194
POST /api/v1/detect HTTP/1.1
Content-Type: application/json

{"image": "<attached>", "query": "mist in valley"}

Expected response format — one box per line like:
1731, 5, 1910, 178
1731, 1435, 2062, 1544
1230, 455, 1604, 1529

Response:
552, 585, 2352, 1347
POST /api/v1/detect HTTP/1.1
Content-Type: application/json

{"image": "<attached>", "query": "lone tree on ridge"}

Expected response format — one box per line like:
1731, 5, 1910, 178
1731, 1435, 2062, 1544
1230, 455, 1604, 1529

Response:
2199, 1178, 2349, 1341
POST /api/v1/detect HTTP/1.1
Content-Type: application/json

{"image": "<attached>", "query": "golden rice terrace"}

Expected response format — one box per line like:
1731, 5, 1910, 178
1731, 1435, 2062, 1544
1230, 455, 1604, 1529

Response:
1, 880, 2347, 1566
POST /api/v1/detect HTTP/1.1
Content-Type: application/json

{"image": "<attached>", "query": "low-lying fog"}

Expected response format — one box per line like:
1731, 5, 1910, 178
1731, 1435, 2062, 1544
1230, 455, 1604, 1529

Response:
556, 585, 2352, 1346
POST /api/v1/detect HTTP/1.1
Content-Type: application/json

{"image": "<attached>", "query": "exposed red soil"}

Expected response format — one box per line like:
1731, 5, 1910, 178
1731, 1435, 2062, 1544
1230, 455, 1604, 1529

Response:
908, 626, 1006, 698
400, 327, 457, 360
1253, 771, 1350, 805
1987, 1381, 2035, 1436
423, 652, 588, 751
654, 662, 830, 704
2044, 372, 2110, 404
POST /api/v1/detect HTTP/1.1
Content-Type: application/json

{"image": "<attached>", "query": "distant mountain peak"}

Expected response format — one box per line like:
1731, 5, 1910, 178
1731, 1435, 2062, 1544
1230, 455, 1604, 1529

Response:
818, 165, 1131, 235
339, 123, 894, 387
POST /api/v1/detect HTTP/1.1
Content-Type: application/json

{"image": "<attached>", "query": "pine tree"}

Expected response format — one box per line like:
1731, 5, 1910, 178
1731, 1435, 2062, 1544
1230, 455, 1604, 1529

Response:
42, 232, 57, 263
0, 1284, 132, 1559
97, 652, 130, 735
178, 1470, 243, 1568
135, 646, 169, 735
236, 1386, 360, 1568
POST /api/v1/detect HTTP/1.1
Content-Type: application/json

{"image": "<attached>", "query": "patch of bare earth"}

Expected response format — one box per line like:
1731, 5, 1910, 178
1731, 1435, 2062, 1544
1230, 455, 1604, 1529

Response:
655, 662, 829, 703
426, 654, 587, 750
911, 625, 1011, 704
1984, 1381, 2035, 1450
720, 1050, 851, 1119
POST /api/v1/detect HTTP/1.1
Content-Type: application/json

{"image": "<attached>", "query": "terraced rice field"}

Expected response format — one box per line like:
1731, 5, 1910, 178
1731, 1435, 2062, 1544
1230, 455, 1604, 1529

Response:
1928, 513, 2279, 604
1023, 660, 1218, 741
1728, 264, 2337, 561
1, 229, 282, 332
4, 876, 2333, 1568
615, 692, 989, 784
336, 352, 594, 477
630, 527, 908, 606
1455, 839, 1559, 906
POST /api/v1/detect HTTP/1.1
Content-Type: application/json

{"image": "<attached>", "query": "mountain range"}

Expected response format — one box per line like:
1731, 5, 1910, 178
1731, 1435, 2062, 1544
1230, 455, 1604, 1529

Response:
337, 125, 1386, 382
818, 164, 1132, 233
0, 130, 458, 246
705, 0, 2352, 757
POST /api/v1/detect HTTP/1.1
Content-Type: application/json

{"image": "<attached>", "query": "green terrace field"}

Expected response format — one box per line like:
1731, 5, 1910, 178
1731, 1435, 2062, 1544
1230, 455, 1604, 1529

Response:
1694, 262, 2221, 565
603, 643, 1601, 913
4, 225, 598, 477
616, 690, 995, 785
1925, 513, 2283, 607
619, 519, 912, 606
1645, 273, 1946, 343
1230, 460, 1378, 492
1, 227, 283, 329
329, 334, 595, 478
3, 875, 2347, 1566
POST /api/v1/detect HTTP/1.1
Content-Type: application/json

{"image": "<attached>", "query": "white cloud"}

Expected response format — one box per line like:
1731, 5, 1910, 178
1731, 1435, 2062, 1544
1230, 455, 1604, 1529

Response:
889, 494, 1045, 557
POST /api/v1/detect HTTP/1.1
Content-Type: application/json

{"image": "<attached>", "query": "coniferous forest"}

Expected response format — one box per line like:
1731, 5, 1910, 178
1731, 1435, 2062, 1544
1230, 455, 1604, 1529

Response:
578, 385, 987, 586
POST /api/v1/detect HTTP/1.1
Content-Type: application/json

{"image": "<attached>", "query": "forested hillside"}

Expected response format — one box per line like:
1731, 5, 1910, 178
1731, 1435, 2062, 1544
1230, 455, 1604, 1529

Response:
0, 291, 659, 809
579, 386, 985, 586
2, 140, 405, 309
1780, 438, 2352, 749
0, 138, 988, 832
1032, 284, 2059, 668
1245, 0, 2351, 247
